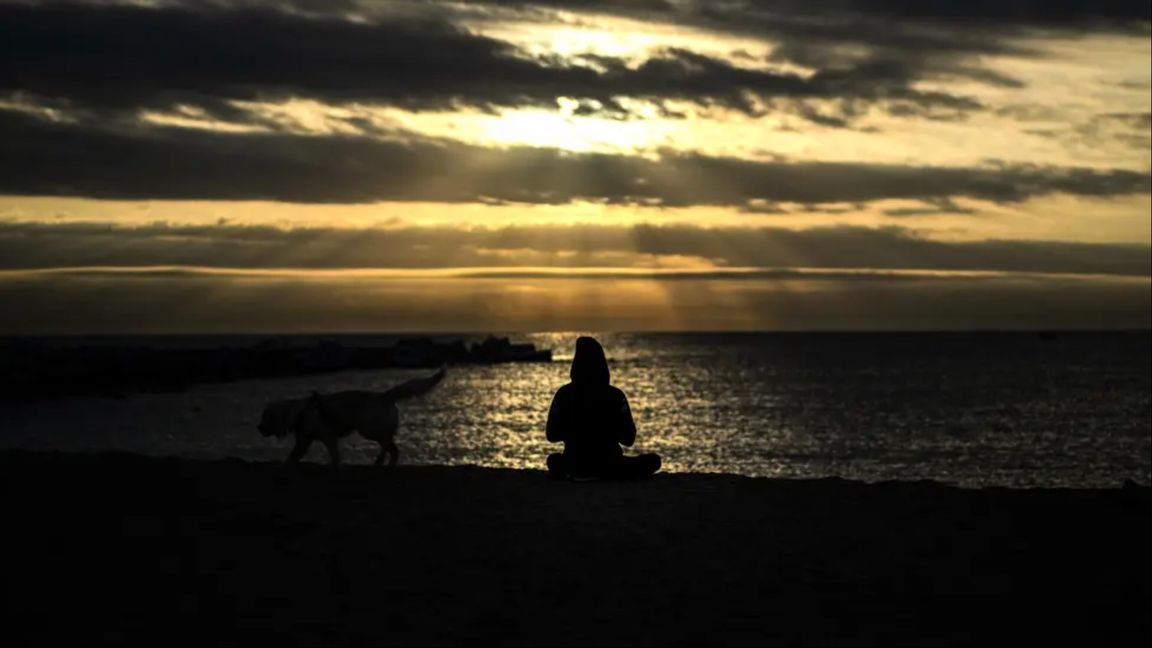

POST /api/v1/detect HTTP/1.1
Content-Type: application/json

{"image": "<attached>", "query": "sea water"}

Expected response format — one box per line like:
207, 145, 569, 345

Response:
1, 332, 1148, 487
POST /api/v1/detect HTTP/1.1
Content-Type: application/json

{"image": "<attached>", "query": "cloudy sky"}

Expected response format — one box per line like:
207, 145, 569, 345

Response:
1, 0, 1148, 332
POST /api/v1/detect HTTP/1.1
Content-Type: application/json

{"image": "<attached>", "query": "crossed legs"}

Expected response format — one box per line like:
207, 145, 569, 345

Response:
547, 453, 662, 480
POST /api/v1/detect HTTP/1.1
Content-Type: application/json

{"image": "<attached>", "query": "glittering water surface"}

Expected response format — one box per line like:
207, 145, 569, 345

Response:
2, 332, 1149, 487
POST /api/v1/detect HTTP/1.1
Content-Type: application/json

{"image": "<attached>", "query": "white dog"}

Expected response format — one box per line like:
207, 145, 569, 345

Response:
258, 368, 445, 468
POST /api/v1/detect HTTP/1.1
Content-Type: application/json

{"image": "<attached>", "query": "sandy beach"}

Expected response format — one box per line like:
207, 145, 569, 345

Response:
3, 450, 1148, 645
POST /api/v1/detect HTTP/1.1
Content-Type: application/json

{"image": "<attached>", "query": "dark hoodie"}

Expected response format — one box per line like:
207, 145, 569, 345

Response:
546, 337, 636, 469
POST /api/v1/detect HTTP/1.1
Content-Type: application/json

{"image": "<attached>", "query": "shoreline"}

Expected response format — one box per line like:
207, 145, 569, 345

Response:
4, 450, 1149, 644
0, 335, 549, 401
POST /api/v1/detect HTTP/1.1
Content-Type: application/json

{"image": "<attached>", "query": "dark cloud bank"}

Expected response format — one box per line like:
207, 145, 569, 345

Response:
0, 110, 1147, 205
3, 0, 1147, 131
1, 220, 1148, 277
0, 1, 987, 123
2, 1, 1149, 206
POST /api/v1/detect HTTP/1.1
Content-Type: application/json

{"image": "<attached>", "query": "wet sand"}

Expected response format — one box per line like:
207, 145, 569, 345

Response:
3, 450, 1148, 645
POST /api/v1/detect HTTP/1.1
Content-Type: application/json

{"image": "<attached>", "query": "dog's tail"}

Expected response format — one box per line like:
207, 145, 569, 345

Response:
383, 367, 447, 402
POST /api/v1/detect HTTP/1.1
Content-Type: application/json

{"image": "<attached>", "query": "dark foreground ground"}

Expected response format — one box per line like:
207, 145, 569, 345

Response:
2, 451, 1148, 645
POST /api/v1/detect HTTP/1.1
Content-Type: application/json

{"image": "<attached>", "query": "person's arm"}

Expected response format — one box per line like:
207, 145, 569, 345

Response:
546, 389, 568, 443
617, 392, 637, 447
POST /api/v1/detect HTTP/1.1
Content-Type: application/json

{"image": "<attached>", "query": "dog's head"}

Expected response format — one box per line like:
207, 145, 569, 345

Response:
257, 400, 297, 438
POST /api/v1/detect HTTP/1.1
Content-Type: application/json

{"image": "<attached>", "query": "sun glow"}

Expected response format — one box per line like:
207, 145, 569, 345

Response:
481, 102, 670, 152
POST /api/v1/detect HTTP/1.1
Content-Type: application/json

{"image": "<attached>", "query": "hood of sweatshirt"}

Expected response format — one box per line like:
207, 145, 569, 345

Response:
570, 336, 609, 386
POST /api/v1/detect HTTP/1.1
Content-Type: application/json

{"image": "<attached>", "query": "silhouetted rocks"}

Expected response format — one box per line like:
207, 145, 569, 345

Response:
2, 450, 1148, 645
0, 336, 550, 400
469, 336, 553, 363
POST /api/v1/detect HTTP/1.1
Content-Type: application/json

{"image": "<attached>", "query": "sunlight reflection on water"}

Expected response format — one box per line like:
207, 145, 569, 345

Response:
1, 332, 1148, 488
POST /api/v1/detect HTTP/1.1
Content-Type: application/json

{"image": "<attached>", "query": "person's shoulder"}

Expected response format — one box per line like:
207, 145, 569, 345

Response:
605, 385, 628, 400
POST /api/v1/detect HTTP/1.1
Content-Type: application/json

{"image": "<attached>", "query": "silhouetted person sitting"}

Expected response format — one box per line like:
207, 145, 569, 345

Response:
546, 336, 661, 480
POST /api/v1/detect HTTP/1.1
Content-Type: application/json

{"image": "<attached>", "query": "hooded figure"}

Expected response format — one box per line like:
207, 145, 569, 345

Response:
545, 336, 661, 480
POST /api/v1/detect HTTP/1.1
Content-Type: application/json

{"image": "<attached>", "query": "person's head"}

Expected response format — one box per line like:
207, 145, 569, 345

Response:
571, 336, 609, 385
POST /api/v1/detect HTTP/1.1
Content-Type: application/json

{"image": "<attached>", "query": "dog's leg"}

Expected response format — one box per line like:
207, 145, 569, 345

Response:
374, 442, 389, 467
286, 435, 312, 464
322, 437, 342, 470
385, 440, 400, 468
